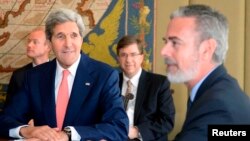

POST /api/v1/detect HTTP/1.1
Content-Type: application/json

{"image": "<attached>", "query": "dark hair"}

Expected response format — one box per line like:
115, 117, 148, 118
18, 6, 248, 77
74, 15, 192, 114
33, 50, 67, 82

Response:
116, 35, 144, 55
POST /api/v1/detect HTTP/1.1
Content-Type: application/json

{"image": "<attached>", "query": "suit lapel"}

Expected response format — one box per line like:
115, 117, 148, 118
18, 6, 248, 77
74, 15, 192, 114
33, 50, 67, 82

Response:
63, 54, 93, 126
134, 70, 148, 124
40, 60, 57, 127
119, 73, 123, 89
119, 70, 149, 124
193, 65, 226, 103
184, 65, 226, 127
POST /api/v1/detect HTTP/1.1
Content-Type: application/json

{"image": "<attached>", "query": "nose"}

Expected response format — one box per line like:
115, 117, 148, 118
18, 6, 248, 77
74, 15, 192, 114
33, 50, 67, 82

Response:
65, 36, 72, 47
125, 55, 133, 62
161, 43, 171, 57
26, 41, 32, 48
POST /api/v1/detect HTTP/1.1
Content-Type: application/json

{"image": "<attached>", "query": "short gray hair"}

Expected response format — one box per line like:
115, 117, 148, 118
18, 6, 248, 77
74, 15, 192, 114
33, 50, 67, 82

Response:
45, 8, 85, 41
170, 4, 229, 64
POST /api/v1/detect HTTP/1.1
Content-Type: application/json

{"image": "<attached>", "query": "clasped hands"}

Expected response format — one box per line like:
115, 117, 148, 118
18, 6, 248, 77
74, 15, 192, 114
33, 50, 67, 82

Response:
19, 126, 68, 141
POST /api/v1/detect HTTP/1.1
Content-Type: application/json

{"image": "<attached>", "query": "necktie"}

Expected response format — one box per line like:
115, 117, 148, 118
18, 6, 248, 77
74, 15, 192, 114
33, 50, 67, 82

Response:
123, 80, 134, 110
56, 70, 70, 130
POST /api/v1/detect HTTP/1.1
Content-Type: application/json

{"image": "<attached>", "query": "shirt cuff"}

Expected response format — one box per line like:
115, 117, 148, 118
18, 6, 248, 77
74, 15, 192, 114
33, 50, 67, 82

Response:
10, 125, 28, 138
68, 126, 81, 140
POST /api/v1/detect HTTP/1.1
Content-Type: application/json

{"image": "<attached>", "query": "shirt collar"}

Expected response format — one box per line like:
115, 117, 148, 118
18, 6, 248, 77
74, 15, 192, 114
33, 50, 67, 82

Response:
56, 55, 81, 77
123, 68, 142, 86
190, 65, 219, 102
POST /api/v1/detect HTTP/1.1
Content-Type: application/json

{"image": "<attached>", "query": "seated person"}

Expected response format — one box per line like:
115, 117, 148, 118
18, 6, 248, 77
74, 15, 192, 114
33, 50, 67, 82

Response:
0, 8, 128, 141
116, 35, 175, 141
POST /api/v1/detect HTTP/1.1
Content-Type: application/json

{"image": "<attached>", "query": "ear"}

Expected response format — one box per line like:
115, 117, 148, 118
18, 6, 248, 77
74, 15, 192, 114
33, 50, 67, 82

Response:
199, 38, 217, 60
140, 53, 145, 63
46, 40, 52, 47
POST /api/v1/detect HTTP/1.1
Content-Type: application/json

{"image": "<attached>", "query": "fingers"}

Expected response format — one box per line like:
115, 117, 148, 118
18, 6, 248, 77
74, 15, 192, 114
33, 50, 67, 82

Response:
24, 138, 41, 141
21, 125, 62, 141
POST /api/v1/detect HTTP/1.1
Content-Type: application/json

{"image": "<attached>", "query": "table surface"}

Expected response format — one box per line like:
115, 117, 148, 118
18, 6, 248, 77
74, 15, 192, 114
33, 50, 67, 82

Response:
0, 138, 14, 141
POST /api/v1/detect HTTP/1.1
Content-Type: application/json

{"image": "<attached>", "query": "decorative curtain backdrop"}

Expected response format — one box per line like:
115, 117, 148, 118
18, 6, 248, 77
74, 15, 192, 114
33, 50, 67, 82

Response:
82, 0, 155, 70
0, 0, 155, 109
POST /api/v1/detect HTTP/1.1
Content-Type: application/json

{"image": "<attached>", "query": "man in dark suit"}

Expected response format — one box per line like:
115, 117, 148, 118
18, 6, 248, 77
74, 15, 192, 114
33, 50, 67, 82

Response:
6, 27, 51, 106
161, 4, 250, 141
0, 8, 128, 140
116, 35, 175, 141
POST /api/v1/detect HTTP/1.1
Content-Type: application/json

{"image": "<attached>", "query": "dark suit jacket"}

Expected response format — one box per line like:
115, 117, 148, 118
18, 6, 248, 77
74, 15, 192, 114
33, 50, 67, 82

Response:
5, 63, 33, 106
175, 65, 250, 141
119, 70, 175, 141
0, 54, 128, 140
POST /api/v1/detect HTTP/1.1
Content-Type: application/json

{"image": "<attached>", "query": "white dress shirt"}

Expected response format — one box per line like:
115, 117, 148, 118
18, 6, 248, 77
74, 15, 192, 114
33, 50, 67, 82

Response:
10, 56, 81, 140
122, 68, 142, 126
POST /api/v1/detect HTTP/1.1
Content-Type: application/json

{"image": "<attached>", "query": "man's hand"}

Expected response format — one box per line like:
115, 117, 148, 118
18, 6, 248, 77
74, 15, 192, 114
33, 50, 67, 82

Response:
20, 126, 68, 141
128, 126, 139, 139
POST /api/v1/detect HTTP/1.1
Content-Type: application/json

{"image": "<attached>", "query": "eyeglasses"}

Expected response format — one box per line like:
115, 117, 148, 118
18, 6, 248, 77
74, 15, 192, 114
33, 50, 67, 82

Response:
119, 53, 142, 59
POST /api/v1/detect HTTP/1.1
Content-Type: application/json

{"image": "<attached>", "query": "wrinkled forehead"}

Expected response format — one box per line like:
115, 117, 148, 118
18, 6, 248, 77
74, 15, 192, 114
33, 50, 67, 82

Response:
52, 21, 80, 35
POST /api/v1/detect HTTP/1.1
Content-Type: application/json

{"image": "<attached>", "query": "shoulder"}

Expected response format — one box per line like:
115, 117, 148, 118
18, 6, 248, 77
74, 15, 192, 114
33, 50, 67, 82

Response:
12, 63, 33, 73
194, 72, 250, 118
143, 70, 169, 83
11, 63, 33, 77
27, 60, 55, 76
81, 54, 116, 74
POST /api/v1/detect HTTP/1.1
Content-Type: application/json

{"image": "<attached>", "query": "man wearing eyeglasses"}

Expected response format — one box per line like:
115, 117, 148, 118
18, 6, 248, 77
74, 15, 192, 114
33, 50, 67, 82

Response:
116, 35, 175, 141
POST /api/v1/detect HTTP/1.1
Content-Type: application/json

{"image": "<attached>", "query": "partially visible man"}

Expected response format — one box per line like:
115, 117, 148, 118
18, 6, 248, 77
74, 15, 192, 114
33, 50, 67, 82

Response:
161, 4, 250, 141
117, 35, 175, 141
6, 27, 51, 105
0, 8, 128, 141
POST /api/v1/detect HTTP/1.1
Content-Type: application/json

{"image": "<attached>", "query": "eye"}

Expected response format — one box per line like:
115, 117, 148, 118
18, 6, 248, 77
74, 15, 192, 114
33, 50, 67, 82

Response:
71, 32, 79, 38
162, 37, 168, 44
119, 53, 127, 58
171, 39, 181, 48
55, 33, 65, 40
131, 53, 141, 57
131, 53, 137, 57
172, 40, 177, 46
33, 40, 39, 45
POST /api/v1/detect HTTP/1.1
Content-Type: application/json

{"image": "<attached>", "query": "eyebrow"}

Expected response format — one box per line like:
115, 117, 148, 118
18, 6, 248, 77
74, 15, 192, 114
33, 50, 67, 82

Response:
163, 36, 185, 46
54, 32, 79, 35
168, 36, 181, 41
162, 36, 180, 41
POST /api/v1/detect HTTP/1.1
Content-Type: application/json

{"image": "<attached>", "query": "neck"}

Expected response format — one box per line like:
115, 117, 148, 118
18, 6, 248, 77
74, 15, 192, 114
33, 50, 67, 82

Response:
185, 63, 219, 90
32, 56, 49, 66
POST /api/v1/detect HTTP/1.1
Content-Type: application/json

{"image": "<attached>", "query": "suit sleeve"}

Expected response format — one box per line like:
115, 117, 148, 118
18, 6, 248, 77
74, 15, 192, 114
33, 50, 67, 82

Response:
5, 72, 18, 106
137, 77, 175, 140
74, 70, 129, 141
0, 78, 31, 137
6, 69, 27, 106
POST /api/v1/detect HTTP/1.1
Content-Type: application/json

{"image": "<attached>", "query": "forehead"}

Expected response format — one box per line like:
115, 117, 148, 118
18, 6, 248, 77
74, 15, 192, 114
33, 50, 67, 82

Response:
166, 17, 201, 44
53, 21, 79, 34
167, 17, 197, 36
28, 30, 45, 39
119, 43, 139, 52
